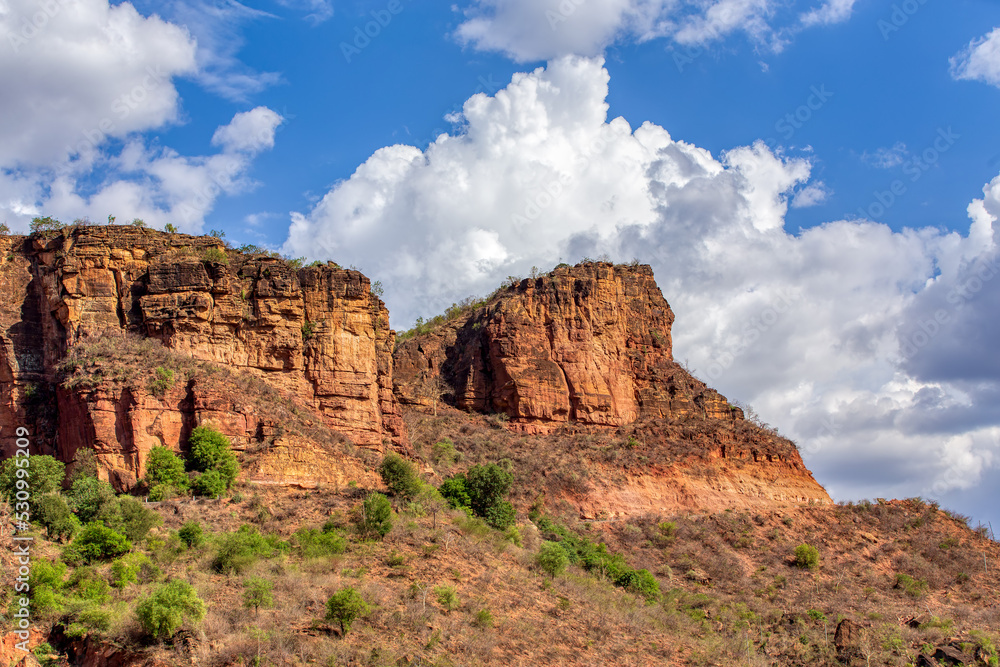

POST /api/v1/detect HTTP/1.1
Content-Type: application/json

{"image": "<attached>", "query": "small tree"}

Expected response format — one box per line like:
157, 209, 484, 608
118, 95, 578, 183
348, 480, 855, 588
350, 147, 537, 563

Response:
119, 497, 161, 542
188, 425, 239, 491
325, 587, 370, 635
68, 476, 118, 524
243, 576, 274, 617
439, 474, 471, 512
135, 581, 206, 640
794, 543, 820, 570
354, 493, 393, 539
29, 216, 63, 233
379, 453, 422, 499
163, 223, 178, 234
144, 446, 189, 493
465, 463, 513, 518
537, 541, 569, 579
34, 494, 81, 542
65, 522, 132, 564
434, 585, 460, 612
178, 521, 204, 548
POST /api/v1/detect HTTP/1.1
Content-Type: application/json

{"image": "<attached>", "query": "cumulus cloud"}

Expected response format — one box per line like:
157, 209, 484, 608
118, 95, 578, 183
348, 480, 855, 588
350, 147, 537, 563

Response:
951, 27, 1000, 89
284, 57, 1000, 507
212, 107, 285, 153
454, 0, 861, 61
0, 0, 281, 232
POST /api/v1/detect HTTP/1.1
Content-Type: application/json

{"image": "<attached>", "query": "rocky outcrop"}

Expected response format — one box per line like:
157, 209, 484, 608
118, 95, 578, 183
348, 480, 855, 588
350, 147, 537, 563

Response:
396, 261, 831, 512
0, 226, 405, 486
395, 262, 740, 431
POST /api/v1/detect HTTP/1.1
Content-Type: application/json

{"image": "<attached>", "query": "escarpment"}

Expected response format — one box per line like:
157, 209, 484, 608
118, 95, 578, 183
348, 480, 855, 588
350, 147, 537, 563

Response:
394, 261, 831, 513
0, 226, 405, 488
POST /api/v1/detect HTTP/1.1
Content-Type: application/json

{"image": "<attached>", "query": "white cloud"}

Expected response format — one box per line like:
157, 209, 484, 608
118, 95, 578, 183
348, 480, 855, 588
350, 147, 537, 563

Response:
285, 57, 1000, 505
800, 0, 860, 27
454, 0, 862, 61
212, 107, 285, 154
791, 180, 829, 208
0, 0, 197, 167
0, 1, 281, 232
274, 0, 334, 24
951, 27, 1000, 89
861, 142, 908, 169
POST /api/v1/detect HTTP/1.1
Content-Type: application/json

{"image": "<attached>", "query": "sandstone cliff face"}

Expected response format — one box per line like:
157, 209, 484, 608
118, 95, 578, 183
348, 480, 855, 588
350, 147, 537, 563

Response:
396, 262, 831, 512
0, 226, 404, 487
395, 262, 739, 430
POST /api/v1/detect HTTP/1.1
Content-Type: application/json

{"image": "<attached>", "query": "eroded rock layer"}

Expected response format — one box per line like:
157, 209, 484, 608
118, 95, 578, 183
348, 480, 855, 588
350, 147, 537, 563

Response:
0, 227, 405, 486
395, 262, 739, 430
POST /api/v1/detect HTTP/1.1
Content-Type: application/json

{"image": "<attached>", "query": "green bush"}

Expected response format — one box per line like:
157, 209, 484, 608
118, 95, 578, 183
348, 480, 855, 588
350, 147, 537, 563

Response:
144, 447, 189, 492
379, 453, 422, 499
894, 573, 929, 598
432, 439, 461, 465
354, 493, 393, 539
0, 455, 65, 510
191, 469, 228, 498
325, 587, 370, 635
202, 247, 228, 264
188, 425, 239, 492
118, 497, 161, 542
434, 585, 460, 612
178, 521, 204, 548
618, 568, 661, 602
64, 522, 131, 564
293, 527, 347, 558
34, 494, 81, 542
465, 463, 513, 518
148, 366, 175, 397
68, 476, 118, 525
439, 474, 471, 511
242, 576, 274, 616
29, 216, 64, 233
68, 568, 112, 603
211, 525, 283, 574
537, 541, 570, 579
794, 544, 820, 570
110, 553, 158, 588
484, 500, 516, 530
135, 580, 206, 640
29, 560, 67, 615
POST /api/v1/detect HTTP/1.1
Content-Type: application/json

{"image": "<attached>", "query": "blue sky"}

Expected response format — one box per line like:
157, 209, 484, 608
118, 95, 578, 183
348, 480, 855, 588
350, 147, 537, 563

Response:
2, 0, 1000, 529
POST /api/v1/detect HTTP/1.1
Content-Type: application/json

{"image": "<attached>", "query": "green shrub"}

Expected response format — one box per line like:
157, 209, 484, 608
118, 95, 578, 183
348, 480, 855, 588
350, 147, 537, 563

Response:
354, 493, 393, 539
211, 525, 281, 574
111, 553, 158, 588
144, 447, 189, 492
432, 439, 461, 465
68, 568, 112, 603
439, 474, 471, 511
379, 453, 422, 499
68, 476, 119, 525
794, 544, 820, 570
465, 463, 513, 518
29, 560, 67, 615
34, 494, 81, 542
325, 587, 370, 635
484, 500, 516, 530
178, 521, 204, 548
0, 455, 65, 510
135, 580, 206, 640
191, 469, 227, 498
472, 608, 493, 628
294, 527, 347, 558
64, 522, 131, 564
32, 642, 60, 667
434, 585, 460, 612
188, 425, 239, 491
30, 216, 63, 233
618, 568, 661, 602
537, 541, 570, 578
148, 366, 175, 397
894, 573, 929, 598
118, 497, 161, 542
243, 576, 274, 616
504, 524, 523, 547
202, 247, 228, 264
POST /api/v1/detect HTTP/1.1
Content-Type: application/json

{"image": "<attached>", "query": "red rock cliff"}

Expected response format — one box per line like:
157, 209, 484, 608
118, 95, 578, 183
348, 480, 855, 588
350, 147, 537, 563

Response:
0, 226, 405, 487
395, 262, 738, 430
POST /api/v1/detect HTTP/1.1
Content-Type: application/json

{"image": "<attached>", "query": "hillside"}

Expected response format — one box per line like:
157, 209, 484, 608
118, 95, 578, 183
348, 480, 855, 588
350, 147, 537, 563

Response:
0, 227, 996, 667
